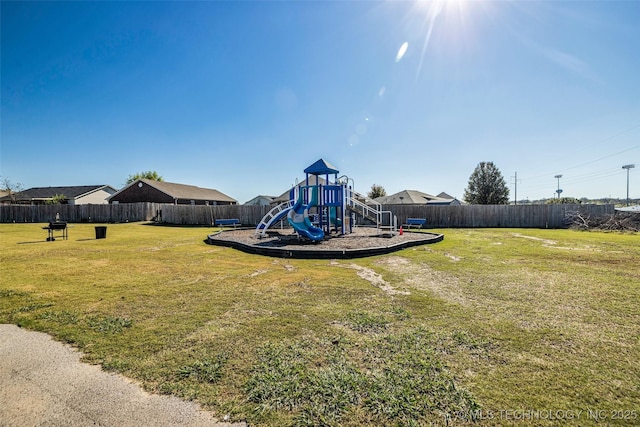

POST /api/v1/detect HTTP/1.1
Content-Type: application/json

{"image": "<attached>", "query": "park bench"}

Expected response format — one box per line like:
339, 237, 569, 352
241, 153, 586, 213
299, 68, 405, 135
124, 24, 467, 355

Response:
404, 218, 427, 229
215, 218, 241, 228
43, 222, 68, 241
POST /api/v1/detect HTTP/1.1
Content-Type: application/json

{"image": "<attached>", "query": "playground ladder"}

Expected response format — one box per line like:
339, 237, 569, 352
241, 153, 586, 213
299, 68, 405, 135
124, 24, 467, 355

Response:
255, 200, 295, 237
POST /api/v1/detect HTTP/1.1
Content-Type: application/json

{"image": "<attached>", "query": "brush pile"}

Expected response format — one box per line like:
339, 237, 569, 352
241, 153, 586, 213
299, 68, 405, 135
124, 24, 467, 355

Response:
567, 211, 640, 232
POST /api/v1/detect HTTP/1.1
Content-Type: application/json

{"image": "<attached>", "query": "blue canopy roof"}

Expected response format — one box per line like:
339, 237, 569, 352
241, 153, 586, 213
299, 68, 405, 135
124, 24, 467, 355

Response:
304, 158, 340, 175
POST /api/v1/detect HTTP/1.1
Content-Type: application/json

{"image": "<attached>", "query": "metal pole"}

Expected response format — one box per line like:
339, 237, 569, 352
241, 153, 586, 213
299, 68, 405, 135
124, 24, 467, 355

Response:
622, 164, 635, 206
554, 174, 562, 198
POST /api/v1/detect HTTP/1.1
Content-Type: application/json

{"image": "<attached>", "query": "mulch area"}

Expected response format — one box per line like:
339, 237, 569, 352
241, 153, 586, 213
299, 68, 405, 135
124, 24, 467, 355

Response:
210, 226, 435, 251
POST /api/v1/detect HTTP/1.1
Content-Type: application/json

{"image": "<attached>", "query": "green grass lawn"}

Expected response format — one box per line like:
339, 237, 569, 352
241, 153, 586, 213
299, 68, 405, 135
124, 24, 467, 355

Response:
1, 223, 638, 426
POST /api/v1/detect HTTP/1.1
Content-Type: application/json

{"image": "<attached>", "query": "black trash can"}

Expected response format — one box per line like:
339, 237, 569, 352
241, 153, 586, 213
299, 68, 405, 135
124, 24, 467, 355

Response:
95, 226, 107, 239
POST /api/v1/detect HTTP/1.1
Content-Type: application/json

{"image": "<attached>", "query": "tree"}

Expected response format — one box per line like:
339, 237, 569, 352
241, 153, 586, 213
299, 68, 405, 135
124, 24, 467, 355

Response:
546, 197, 582, 205
0, 177, 24, 204
463, 161, 510, 204
126, 171, 163, 184
45, 194, 67, 205
367, 184, 387, 199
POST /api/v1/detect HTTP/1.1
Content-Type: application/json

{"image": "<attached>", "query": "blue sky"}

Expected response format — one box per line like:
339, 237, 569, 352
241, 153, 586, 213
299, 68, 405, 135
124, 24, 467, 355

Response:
2, 0, 639, 204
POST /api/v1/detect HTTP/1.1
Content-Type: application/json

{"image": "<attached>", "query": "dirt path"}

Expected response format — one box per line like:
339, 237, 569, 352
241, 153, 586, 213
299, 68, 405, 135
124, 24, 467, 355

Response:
374, 256, 475, 307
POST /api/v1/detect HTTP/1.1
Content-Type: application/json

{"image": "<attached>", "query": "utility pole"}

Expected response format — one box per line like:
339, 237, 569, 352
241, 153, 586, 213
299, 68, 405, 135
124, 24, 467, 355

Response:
511, 172, 521, 205
554, 174, 563, 198
622, 164, 635, 206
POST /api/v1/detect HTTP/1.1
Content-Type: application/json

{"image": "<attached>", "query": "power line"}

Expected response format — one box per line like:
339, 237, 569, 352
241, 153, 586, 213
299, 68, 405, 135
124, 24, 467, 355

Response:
555, 144, 640, 174
521, 170, 624, 193
580, 122, 640, 151
562, 169, 623, 184
524, 122, 640, 182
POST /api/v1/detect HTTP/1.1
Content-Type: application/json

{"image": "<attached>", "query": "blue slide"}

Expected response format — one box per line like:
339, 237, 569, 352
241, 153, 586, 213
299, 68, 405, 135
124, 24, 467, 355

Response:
287, 188, 324, 241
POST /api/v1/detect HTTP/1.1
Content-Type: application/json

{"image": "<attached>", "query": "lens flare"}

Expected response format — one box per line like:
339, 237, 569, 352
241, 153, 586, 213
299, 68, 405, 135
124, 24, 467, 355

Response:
396, 41, 409, 62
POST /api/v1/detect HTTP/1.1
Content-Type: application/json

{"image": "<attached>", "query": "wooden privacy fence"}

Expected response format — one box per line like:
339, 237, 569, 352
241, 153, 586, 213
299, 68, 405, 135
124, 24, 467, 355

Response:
0, 203, 161, 223
0, 203, 615, 228
157, 205, 271, 226
384, 204, 615, 228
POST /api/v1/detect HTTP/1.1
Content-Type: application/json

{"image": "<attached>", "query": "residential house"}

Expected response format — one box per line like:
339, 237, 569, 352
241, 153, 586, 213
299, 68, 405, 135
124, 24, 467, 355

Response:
0, 185, 117, 205
108, 179, 237, 205
244, 195, 276, 206
374, 189, 461, 205
436, 192, 463, 205
0, 190, 10, 205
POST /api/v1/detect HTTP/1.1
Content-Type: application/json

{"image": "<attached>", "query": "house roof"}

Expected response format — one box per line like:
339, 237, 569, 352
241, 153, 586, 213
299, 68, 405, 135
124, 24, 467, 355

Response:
0, 185, 116, 201
111, 179, 237, 203
437, 192, 455, 200
243, 195, 276, 205
374, 189, 452, 205
304, 158, 340, 175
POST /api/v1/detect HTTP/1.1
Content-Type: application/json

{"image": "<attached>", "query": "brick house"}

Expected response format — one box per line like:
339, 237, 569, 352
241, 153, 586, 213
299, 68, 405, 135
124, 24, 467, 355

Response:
108, 179, 237, 205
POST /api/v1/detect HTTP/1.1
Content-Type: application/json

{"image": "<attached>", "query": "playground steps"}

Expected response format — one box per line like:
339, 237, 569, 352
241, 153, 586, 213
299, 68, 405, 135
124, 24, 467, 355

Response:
346, 205, 378, 224
345, 194, 378, 221
345, 192, 396, 234
378, 225, 395, 237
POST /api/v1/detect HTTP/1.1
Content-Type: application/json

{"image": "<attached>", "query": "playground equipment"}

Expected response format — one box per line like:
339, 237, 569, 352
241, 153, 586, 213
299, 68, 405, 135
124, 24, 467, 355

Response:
255, 159, 398, 240
287, 185, 325, 241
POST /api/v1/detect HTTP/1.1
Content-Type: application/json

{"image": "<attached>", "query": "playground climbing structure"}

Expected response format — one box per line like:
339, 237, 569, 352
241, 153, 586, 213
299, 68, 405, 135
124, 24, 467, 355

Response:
255, 159, 397, 240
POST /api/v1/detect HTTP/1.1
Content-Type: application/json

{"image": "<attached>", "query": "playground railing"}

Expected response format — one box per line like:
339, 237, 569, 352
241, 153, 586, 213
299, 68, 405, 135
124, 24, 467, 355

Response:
345, 189, 396, 234
255, 199, 295, 237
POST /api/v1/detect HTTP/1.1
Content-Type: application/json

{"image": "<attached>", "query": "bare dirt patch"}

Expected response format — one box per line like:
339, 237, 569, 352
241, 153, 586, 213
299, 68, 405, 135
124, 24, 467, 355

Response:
332, 262, 410, 295
511, 233, 557, 246
274, 261, 296, 272
350, 265, 388, 287
247, 269, 268, 277
445, 253, 461, 262
375, 256, 472, 306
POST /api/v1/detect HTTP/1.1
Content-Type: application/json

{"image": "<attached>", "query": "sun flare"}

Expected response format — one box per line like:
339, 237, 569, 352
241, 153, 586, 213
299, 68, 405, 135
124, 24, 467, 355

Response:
414, 0, 469, 15
408, 0, 477, 77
